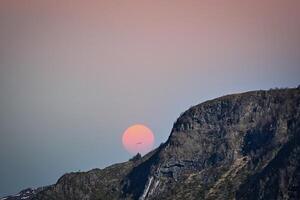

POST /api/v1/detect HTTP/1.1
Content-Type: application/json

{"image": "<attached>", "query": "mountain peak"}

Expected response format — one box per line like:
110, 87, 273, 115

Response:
3, 87, 300, 200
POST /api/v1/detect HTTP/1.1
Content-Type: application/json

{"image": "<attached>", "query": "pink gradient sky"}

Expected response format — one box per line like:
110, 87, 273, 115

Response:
0, 0, 299, 196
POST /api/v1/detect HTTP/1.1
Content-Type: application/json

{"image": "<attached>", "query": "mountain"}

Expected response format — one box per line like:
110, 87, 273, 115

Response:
0, 188, 45, 200
2, 87, 300, 200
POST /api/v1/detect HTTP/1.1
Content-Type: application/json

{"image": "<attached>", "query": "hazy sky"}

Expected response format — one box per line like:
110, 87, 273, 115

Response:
0, 0, 300, 197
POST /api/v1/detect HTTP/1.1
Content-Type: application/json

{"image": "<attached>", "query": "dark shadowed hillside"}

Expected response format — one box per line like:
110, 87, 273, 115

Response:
2, 87, 300, 200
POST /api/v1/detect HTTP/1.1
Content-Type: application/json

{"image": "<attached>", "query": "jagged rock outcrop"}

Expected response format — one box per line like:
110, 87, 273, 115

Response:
2, 87, 300, 200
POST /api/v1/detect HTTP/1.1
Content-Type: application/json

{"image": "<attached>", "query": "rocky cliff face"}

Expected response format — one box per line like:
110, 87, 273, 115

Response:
122, 88, 300, 200
3, 88, 300, 200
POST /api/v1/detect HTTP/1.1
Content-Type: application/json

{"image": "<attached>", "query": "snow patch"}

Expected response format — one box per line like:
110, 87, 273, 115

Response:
140, 176, 153, 200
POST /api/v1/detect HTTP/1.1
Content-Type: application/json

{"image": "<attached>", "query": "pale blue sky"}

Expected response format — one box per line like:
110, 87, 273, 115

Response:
0, 0, 299, 197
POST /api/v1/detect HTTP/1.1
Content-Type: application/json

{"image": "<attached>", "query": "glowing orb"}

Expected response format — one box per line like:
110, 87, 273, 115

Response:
122, 124, 155, 155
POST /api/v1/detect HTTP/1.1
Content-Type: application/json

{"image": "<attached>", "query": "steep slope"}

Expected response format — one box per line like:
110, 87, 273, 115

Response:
2, 87, 300, 200
122, 88, 300, 200
31, 151, 157, 200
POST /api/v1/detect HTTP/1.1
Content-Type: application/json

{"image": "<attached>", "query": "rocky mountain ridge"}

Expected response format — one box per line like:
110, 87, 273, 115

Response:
2, 87, 300, 200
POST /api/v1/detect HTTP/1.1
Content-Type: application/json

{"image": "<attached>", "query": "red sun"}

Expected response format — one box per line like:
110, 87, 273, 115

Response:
122, 124, 155, 155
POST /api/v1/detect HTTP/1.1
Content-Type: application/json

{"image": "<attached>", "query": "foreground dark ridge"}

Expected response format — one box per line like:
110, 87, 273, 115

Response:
2, 87, 300, 200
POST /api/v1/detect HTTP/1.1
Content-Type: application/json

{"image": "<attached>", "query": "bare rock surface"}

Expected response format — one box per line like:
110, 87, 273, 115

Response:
3, 87, 300, 200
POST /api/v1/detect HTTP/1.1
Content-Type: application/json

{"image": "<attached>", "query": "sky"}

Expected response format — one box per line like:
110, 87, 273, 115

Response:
0, 0, 300, 197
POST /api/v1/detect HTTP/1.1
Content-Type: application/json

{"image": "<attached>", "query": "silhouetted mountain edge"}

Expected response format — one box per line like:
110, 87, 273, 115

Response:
2, 87, 300, 200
